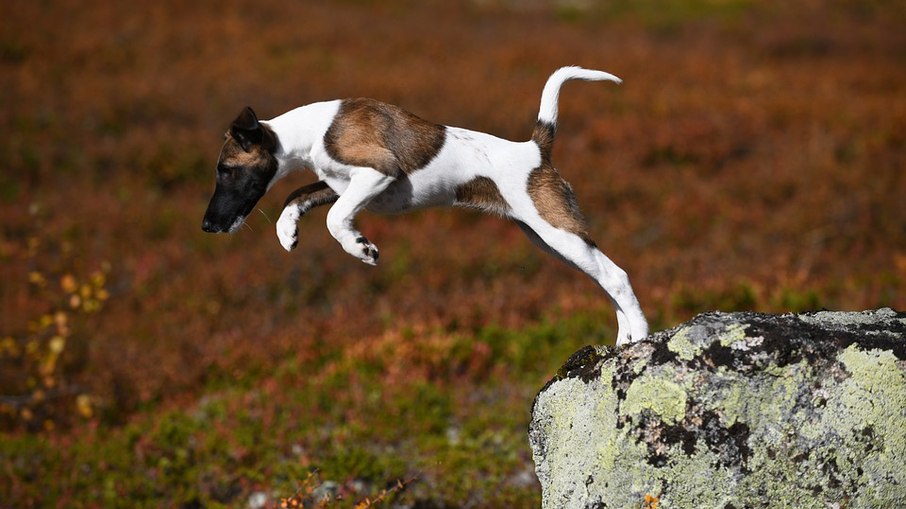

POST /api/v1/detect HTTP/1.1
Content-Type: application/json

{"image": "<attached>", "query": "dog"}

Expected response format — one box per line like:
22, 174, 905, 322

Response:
202, 66, 649, 345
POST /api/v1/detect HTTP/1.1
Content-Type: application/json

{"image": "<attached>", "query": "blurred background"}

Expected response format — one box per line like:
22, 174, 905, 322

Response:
1, 0, 903, 507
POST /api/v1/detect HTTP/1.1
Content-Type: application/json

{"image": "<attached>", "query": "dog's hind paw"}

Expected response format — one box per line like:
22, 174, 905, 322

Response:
276, 207, 300, 252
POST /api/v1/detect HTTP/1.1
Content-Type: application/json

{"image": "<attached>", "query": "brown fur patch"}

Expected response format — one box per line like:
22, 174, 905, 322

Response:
455, 176, 509, 216
527, 164, 595, 245
218, 124, 279, 178
283, 180, 339, 210
323, 98, 446, 177
532, 120, 556, 161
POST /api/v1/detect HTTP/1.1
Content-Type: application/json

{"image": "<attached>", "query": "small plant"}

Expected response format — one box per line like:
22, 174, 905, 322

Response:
0, 235, 109, 431
276, 471, 413, 509
643, 494, 660, 509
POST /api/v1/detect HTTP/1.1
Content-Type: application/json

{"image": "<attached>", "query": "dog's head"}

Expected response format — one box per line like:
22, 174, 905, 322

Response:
202, 107, 279, 233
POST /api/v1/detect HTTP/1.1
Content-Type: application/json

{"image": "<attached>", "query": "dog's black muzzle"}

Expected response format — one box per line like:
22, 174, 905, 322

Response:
201, 217, 221, 233
202, 181, 265, 233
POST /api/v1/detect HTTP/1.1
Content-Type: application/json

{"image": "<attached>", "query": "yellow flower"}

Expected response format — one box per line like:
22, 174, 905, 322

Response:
91, 271, 106, 288
0, 337, 20, 358
49, 335, 66, 354
28, 271, 46, 287
76, 394, 94, 418
61, 274, 78, 293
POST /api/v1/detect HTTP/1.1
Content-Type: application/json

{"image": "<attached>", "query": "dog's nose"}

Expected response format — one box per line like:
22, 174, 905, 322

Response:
202, 219, 216, 232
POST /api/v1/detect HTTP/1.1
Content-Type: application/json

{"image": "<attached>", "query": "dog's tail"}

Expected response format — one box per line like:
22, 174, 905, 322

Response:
533, 66, 622, 159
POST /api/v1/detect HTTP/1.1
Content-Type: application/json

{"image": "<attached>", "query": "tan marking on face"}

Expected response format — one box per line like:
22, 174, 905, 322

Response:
218, 134, 275, 173
324, 98, 447, 177
527, 163, 594, 244
455, 176, 510, 216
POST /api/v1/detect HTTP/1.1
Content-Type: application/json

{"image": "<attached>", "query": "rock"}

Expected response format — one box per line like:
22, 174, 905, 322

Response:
528, 309, 906, 509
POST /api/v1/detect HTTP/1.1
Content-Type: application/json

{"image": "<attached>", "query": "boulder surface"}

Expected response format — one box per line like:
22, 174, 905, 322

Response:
529, 309, 906, 509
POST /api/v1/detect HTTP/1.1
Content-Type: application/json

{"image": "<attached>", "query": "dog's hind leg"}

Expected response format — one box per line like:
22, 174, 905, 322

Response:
516, 220, 633, 340
516, 217, 647, 345
277, 181, 339, 251
513, 165, 648, 344
325, 167, 396, 265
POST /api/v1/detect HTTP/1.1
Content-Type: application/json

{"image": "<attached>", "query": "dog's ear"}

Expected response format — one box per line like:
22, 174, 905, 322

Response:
230, 106, 262, 152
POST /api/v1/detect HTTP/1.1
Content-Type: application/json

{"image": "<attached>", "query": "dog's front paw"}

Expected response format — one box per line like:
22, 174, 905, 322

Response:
276, 206, 300, 252
355, 236, 379, 266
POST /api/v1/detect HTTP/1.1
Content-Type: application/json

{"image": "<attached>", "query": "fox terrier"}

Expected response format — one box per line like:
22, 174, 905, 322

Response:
202, 67, 649, 344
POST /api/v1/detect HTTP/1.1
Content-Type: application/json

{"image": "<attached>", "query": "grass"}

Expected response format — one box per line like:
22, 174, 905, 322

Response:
1, 0, 904, 507
2, 316, 605, 507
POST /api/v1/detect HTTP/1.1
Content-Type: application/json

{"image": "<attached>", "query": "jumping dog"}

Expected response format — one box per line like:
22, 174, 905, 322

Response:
202, 66, 649, 345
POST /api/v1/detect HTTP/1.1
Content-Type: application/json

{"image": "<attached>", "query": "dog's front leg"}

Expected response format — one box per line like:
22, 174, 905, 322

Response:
277, 181, 339, 251
325, 167, 396, 265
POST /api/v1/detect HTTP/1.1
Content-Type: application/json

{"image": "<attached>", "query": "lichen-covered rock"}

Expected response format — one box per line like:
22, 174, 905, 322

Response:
529, 309, 906, 509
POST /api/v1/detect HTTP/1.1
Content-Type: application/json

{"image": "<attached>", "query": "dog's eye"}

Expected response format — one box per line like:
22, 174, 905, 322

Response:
217, 166, 237, 180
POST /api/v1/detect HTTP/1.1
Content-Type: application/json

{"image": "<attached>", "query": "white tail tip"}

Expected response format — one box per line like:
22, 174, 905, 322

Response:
537, 66, 622, 125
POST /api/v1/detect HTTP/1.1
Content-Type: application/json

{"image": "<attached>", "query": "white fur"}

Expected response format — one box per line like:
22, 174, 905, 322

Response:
537, 66, 622, 125
262, 67, 648, 344
276, 206, 300, 251
228, 215, 247, 234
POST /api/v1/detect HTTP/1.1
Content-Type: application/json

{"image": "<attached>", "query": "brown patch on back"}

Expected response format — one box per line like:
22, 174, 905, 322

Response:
455, 176, 509, 216
527, 164, 595, 246
324, 98, 447, 177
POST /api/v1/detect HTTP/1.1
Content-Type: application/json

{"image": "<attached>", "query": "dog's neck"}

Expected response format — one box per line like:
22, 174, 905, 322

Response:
261, 100, 342, 183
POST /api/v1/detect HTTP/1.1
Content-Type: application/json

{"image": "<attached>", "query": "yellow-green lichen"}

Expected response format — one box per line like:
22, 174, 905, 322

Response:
621, 373, 687, 425
594, 364, 620, 471
827, 345, 906, 504
532, 362, 624, 506
718, 322, 749, 347
709, 369, 745, 426
659, 448, 737, 508
666, 326, 700, 361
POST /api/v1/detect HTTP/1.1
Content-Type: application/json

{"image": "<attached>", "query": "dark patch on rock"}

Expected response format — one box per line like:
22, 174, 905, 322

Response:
556, 345, 605, 384
674, 310, 905, 376
821, 454, 842, 489
649, 338, 679, 366
609, 353, 645, 402
834, 327, 906, 360
653, 409, 752, 472
859, 426, 877, 453
700, 341, 737, 369
658, 421, 697, 457
536, 345, 605, 398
